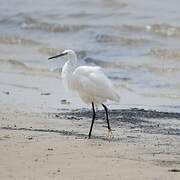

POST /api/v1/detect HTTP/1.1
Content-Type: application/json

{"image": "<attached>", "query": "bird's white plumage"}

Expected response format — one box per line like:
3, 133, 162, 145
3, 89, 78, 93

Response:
73, 66, 119, 104
60, 50, 120, 105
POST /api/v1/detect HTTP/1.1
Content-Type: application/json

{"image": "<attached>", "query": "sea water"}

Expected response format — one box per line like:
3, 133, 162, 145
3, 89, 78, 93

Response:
0, 0, 180, 111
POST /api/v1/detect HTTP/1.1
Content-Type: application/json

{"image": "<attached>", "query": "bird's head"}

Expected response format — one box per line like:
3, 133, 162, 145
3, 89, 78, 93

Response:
48, 49, 77, 61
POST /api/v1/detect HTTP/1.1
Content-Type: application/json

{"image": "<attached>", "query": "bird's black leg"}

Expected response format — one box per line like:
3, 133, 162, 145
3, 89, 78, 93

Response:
102, 104, 111, 131
88, 102, 96, 139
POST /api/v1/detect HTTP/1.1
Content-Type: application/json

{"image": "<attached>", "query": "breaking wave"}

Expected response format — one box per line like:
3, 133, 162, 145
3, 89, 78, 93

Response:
1, 13, 180, 39
0, 59, 57, 77
0, 35, 40, 46
96, 34, 150, 46
0, 15, 87, 33
122, 24, 180, 38
20, 17, 87, 33
145, 24, 180, 38
149, 48, 180, 60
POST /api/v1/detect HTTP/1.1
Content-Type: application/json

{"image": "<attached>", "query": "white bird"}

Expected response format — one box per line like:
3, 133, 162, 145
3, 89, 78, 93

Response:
48, 50, 119, 138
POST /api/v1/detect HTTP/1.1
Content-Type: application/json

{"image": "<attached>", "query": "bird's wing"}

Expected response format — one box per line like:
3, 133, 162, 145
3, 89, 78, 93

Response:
73, 66, 119, 102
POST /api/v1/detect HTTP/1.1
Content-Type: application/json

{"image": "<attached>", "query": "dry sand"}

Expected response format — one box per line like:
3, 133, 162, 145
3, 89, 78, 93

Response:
0, 128, 179, 180
0, 68, 180, 180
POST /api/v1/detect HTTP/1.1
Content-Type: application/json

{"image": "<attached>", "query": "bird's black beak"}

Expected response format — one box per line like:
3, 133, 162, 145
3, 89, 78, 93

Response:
48, 52, 68, 60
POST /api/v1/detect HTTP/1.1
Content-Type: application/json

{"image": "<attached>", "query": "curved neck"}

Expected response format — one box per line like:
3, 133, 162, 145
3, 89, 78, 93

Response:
61, 52, 77, 90
67, 51, 77, 67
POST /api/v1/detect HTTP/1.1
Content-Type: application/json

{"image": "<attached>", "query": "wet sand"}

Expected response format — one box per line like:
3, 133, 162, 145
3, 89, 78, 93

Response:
0, 69, 180, 180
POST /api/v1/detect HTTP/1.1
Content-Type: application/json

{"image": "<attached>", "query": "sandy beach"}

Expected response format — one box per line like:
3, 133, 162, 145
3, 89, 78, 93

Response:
0, 68, 180, 180
1, 1, 180, 179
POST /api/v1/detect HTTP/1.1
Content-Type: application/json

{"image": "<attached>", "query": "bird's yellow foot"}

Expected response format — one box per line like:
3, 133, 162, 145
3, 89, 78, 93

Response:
106, 129, 113, 139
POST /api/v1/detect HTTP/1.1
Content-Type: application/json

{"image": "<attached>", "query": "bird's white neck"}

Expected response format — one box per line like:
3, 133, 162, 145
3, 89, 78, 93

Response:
65, 51, 77, 73
61, 52, 77, 90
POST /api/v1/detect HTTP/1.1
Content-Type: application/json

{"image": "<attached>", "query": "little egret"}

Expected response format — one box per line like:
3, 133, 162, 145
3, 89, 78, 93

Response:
48, 50, 119, 138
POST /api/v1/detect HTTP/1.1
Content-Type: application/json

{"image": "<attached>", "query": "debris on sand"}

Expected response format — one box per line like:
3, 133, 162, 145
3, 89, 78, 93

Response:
2, 91, 10, 95
40, 92, 51, 96
60, 99, 70, 105
168, 169, 180, 172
